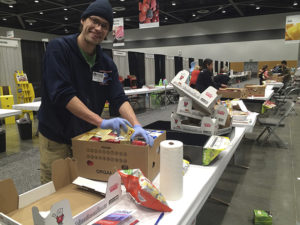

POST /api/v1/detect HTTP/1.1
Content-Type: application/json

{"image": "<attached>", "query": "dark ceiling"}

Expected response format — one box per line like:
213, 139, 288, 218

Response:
0, 0, 299, 35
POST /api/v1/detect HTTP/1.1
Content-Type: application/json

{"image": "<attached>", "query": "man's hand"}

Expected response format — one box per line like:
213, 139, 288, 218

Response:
221, 84, 227, 88
131, 125, 154, 147
100, 118, 132, 136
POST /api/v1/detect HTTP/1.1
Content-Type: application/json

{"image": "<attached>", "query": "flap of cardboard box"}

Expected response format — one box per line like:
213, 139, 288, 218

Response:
52, 158, 79, 191
0, 179, 19, 214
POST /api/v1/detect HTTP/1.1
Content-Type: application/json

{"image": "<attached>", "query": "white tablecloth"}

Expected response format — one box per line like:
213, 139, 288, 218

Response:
88, 127, 246, 225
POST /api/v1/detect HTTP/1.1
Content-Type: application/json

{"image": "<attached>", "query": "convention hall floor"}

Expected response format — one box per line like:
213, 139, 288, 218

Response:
0, 84, 299, 225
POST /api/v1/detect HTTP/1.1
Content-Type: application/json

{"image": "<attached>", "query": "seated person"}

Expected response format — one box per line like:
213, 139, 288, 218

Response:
196, 58, 226, 93
189, 65, 201, 89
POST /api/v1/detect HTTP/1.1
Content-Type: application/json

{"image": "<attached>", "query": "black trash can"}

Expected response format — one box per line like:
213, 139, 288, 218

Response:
17, 119, 32, 140
0, 128, 5, 152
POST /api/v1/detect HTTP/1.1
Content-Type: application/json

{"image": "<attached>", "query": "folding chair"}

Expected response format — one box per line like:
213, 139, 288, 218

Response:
256, 100, 294, 148
274, 88, 300, 115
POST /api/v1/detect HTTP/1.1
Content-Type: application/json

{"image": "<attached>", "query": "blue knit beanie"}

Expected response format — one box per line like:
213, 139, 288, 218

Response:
81, 0, 113, 31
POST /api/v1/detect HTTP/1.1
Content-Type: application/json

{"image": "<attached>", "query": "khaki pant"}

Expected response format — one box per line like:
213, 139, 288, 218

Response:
39, 133, 72, 184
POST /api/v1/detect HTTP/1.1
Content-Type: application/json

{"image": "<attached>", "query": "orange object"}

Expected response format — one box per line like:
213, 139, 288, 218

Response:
118, 169, 172, 212
189, 69, 200, 86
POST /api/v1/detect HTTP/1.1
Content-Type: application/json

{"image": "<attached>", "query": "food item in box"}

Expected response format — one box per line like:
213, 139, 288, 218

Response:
118, 169, 172, 212
253, 209, 272, 225
93, 210, 139, 225
203, 136, 230, 165
183, 159, 190, 175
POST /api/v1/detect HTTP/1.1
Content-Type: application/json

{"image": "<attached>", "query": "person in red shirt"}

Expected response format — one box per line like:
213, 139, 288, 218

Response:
189, 65, 201, 88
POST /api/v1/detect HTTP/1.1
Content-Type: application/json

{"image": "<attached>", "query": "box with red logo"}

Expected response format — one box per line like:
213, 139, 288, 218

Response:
72, 129, 166, 182
177, 96, 207, 120
171, 70, 219, 115
0, 158, 122, 225
171, 113, 232, 136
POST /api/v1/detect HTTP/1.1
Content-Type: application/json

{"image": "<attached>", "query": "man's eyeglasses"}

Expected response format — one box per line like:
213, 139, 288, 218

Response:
89, 17, 109, 30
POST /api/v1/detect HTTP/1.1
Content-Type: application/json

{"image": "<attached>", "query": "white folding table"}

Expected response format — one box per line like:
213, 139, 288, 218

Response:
88, 127, 246, 225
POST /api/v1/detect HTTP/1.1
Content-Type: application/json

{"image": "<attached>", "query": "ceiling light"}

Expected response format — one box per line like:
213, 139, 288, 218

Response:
222, 10, 226, 13
197, 9, 210, 14
293, 1, 298, 6
34, 0, 39, 3
2, 17, 7, 21
165, 17, 168, 20
172, 2, 176, 6
64, 8, 68, 11
192, 13, 196, 17
9, 4, 13, 8
0, 0, 16, 4
256, 6, 260, 10
120, 0, 125, 1
29, 22, 33, 25
64, 17, 68, 20
64, 28, 69, 33
113, 11, 116, 14
125, 18, 131, 21
39, 11, 43, 15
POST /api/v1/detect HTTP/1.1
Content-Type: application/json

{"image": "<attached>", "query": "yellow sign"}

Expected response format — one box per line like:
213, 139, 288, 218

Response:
286, 15, 300, 42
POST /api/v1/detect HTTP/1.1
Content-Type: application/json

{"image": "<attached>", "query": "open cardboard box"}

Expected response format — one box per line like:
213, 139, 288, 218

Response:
171, 113, 232, 136
217, 88, 248, 99
177, 96, 207, 120
0, 158, 122, 225
72, 130, 166, 182
244, 84, 266, 97
171, 70, 219, 115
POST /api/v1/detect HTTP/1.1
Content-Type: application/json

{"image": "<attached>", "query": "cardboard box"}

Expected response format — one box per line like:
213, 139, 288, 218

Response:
171, 113, 232, 136
203, 136, 231, 166
0, 158, 122, 225
268, 74, 284, 82
171, 70, 219, 115
245, 84, 266, 97
72, 130, 166, 182
217, 88, 248, 99
254, 210, 272, 225
177, 97, 207, 120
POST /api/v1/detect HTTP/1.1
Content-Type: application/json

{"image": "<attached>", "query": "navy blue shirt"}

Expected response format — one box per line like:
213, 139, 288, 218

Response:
195, 69, 218, 93
38, 34, 128, 144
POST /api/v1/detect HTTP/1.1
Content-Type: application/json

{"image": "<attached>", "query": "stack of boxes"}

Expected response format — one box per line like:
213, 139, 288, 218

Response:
170, 70, 232, 136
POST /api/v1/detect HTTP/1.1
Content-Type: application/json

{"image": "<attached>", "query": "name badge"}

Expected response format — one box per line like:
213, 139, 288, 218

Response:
92, 72, 105, 83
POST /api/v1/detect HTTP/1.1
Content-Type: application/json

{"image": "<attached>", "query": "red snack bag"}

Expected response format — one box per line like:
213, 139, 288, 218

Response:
131, 140, 147, 146
118, 169, 172, 212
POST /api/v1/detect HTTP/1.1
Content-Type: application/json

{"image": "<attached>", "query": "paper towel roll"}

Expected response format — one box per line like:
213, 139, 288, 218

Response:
160, 140, 183, 201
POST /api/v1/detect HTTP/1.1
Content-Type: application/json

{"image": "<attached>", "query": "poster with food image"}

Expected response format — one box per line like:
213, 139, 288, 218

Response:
139, 0, 159, 29
113, 17, 125, 47
285, 15, 300, 43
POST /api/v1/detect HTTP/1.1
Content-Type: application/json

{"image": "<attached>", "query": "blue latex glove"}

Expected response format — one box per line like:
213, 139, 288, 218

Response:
100, 118, 132, 136
131, 125, 154, 147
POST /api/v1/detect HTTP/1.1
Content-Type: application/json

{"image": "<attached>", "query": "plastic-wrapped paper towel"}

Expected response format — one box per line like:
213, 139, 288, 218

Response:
160, 140, 183, 201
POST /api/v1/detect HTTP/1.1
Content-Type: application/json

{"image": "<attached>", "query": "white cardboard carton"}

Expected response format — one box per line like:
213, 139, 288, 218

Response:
176, 97, 207, 120
214, 105, 229, 126
171, 70, 219, 115
0, 159, 122, 225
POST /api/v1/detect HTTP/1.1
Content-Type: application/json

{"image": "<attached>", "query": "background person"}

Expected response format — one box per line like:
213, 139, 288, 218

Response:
189, 65, 201, 89
196, 58, 226, 93
258, 65, 269, 85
